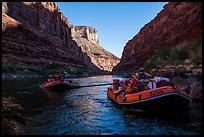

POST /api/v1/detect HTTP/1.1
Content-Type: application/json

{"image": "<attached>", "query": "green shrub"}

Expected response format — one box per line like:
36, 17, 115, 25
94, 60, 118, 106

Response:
144, 45, 172, 70
144, 40, 202, 70
2, 64, 24, 73
190, 41, 202, 65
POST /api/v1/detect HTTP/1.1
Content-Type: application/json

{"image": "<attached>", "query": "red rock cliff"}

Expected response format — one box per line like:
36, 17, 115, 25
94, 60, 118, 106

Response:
2, 2, 119, 72
113, 2, 202, 73
71, 25, 120, 71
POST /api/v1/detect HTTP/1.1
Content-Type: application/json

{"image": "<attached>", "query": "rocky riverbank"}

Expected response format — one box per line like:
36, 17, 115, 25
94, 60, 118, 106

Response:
149, 61, 202, 100
2, 97, 30, 135
2, 64, 113, 81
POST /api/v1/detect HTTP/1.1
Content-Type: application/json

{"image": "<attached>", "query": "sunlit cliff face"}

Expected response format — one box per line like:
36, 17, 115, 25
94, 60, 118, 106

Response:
71, 26, 99, 44
70, 25, 120, 72
2, 2, 120, 72
2, 14, 21, 32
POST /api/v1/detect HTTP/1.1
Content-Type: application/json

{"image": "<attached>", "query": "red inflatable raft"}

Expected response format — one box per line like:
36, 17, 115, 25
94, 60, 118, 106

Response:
107, 79, 191, 112
42, 79, 79, 91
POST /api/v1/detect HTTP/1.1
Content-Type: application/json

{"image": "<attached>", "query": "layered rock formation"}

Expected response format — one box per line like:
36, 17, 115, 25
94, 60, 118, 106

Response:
71, 26, 98, 44
71, 25, 120, 71
113, 2, 202, 73
2, 2, 119, 73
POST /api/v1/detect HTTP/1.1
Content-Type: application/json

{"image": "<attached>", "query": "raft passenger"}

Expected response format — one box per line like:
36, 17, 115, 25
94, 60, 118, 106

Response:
138, 67, 152, 80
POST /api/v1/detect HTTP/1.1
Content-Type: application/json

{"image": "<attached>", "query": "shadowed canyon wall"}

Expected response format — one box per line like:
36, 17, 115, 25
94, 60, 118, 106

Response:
2, 2, 119, 72
113, 2, 202, 73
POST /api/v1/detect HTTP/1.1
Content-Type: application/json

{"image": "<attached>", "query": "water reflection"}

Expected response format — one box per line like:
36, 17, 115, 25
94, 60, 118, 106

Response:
2, 75, 202, 135
43, 89, 66, 105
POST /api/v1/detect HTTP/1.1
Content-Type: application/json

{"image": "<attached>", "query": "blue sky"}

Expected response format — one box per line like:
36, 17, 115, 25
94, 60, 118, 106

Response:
57, 2, 168, 58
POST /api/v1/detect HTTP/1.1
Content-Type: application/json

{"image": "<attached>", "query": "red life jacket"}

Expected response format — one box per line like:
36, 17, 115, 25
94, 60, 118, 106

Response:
55, 74, 60, 80
131, 79, 141, 87
124, 79, 131, 85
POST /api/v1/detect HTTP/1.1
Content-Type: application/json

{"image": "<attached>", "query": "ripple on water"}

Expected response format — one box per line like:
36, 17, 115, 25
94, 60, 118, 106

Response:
3, 76, 202, 135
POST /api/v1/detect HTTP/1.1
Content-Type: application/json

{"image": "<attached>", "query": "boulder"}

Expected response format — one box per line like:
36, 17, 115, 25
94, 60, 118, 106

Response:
185, 59, 193, 65
156, 65, 162, 69
171, 76, 186, 89
165, 68, 175, 80
175, 65, 186, 77
189, 81, 202, 100
192, 68, 202, 80
185, 65, 194, 73
166, 65, 176, 69
198, 64, 202, 68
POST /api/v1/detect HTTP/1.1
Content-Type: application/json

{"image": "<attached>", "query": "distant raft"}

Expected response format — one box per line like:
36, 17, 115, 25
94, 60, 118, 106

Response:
42, 79, 79, 91
107, 79, 191, 112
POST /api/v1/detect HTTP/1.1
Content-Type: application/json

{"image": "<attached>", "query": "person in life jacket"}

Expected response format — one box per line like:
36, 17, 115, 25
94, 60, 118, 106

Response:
45, 73, 54, 82
127, 73, 141, 92
46, 73, 51, 82
54, 73, 61, 81
138, 67, 152, 80
133, 73, 139, 80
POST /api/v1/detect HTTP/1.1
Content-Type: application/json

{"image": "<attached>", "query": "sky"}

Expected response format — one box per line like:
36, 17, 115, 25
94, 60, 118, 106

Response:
57, 2, 168, 58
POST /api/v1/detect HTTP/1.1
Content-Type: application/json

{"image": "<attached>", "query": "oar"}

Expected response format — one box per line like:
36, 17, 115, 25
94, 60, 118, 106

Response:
76, 83, 121, 88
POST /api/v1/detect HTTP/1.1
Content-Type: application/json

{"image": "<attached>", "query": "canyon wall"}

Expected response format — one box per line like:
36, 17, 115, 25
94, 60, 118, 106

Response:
71, 26, 98, 44
113, 2, 202, 73
71, 25, 120, 71
2, 2, 119, 73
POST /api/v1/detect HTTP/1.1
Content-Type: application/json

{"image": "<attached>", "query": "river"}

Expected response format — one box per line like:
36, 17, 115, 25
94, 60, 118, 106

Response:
2, 75, 202, 135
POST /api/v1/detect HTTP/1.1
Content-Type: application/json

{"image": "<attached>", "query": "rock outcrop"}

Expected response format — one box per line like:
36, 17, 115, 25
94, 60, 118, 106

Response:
149, 63, 202, 100
2, 2, 119, 73
71, 26, 99, 44
113, 2, 202, 73
2, 97, 26, 135
71, 25, 120, 71
2, 2, 8, 14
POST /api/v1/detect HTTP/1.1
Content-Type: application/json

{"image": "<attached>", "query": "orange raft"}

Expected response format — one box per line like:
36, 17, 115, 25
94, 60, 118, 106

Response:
107, 81, 191, 111
42, 79, 79, 91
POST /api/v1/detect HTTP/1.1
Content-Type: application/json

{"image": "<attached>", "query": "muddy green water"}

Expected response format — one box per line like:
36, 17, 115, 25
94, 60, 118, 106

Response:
2, 75, 202, 135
